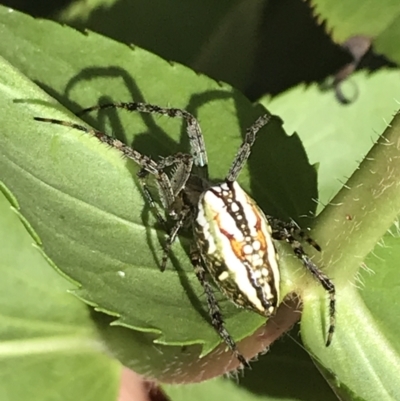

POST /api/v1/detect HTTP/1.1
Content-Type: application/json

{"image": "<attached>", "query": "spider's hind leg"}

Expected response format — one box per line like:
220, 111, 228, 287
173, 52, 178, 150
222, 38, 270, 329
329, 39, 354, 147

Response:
267, 216, 321, 252
189, 246, 250, 368
268, 217, 335, 347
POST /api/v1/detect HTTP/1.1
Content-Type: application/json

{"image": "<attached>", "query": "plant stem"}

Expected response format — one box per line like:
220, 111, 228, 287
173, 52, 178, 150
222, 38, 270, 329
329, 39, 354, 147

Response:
316, 108, 400, 284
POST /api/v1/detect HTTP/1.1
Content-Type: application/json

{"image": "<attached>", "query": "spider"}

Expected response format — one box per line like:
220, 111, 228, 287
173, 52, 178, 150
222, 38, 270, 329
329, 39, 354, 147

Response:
35, 101, 336, 367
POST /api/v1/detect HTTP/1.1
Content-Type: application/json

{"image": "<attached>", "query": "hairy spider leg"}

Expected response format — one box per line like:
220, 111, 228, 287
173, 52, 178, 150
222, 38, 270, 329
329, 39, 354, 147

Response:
77, 102, 209, 171
138, 151, 194, 214
137, 168, 169, 228
268, 218, 335, 346
157, 152, 194, 198
190, 244, 250, 368
137, 153, 195, 269
159, 206, 191, 272
226, 113, 275, 182
266, 216, 322, 252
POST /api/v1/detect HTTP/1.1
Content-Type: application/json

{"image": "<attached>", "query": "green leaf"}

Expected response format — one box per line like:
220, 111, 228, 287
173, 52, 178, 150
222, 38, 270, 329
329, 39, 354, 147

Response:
0, 5, 318, 380
0, 181, 120, 401
310, 0, 400, 64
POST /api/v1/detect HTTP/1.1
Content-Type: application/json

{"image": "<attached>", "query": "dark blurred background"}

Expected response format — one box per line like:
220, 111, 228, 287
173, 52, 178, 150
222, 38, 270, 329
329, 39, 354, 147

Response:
3, 0, 394, 101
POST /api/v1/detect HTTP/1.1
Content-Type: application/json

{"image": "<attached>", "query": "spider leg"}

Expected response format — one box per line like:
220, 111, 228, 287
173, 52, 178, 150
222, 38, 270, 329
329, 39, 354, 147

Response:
35, 117, 165, 176
269, 218, 335, 346
190, 246, 250, 368
137, 168, 168, 228
226, 113, 276, 182
169, 158, 194, 198
138, 150, 193, 220
34, 117, 103, 138
159, 206, 191, 271
77, 102, 208, 171
266, 216, 321, 252
158, 152, 194, 198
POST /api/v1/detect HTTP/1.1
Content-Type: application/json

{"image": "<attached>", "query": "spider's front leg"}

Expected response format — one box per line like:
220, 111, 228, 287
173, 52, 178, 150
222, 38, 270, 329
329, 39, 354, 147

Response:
138, 153, 195, 271
76, 101, 208, 170
267, 217, 336, 346
136, 152, 193, 230
189, 245, 250, 368
158, 206, 191, 272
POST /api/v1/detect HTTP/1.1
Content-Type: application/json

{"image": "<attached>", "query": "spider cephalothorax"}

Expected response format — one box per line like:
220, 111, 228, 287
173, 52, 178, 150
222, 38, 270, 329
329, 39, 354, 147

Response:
35, 101, 335, 367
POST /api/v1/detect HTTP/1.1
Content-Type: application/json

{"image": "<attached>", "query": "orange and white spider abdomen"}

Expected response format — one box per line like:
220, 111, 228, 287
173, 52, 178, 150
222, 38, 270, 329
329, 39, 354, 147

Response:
194, 180, 280, 316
